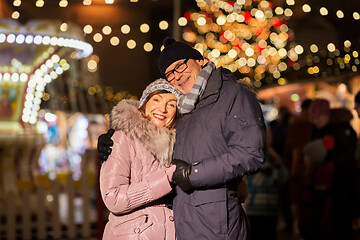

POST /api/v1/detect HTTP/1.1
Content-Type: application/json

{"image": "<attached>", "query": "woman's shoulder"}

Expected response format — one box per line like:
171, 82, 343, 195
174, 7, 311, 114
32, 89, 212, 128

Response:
110, 99, 141, 129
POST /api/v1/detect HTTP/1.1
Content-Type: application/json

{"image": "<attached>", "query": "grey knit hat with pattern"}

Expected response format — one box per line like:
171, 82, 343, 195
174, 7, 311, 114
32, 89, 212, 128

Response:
138, 78, 181, 108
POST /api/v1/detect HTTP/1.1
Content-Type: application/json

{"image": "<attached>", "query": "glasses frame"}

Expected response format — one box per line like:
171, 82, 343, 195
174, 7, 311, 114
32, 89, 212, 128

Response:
165, 59, 189, 82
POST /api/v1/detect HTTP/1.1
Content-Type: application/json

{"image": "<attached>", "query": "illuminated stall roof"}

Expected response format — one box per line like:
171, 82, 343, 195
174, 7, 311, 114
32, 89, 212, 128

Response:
0, 18, 93, 133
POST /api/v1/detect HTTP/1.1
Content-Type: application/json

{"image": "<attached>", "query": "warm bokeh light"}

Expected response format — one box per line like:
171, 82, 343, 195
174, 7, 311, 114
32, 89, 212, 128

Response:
59, 0, 68, 7
60, 23, 68, 32
93, 33, 103, 42
13, 0, 21, 7
110, 36, 119, 46
35, 0, 44, 7
302, 4, 311, 13
327, 43, 336, 52
178, 17, 187, 26
83, 25, 93, 34
353, 12, 360, 20
83, 0, 91, 5
319, 7, 328, 16
88, 59, 97, 71
11, 11, 20, 19
344, 40, 351, 48
127, 39, 136, 49
140, 23, 150, 33
336, 10, 344, 18
159, 21, 169, 30
310, 44, 318, 53
121, 25, 131, 34
102, 26, 112, 35
143, 42, 153, 52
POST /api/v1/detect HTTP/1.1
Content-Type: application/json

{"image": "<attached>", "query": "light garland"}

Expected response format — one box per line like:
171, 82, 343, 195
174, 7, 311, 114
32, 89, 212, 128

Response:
0, 33, 93, 59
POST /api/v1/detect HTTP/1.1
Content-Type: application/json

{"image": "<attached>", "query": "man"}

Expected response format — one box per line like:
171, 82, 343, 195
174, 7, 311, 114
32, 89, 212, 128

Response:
98, 37, 266, 240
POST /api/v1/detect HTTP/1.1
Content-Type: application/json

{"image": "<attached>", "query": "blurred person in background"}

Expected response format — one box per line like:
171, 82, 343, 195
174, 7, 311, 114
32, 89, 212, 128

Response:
298, 136, 335, 240
307, 98, 357, 240
268, 106, 293, 233
244, 127, 288, 240
283, 99, 314, 233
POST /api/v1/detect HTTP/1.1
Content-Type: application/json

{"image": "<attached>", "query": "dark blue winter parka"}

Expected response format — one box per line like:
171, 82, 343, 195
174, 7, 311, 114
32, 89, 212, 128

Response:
172, 67, 266, 240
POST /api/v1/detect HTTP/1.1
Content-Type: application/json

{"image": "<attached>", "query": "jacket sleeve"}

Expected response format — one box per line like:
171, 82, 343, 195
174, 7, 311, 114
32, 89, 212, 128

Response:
100, 131, 173, 214
189, 85, 266, 188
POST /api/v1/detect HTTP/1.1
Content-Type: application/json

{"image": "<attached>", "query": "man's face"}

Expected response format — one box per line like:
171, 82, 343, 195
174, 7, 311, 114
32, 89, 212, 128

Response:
310, 114, 329, 129
355, 102, 360, 118
165, 59, 203, 94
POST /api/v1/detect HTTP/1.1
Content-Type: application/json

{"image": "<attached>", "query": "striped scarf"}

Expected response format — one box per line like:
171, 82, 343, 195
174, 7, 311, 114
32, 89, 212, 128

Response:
177, 61, 215, 114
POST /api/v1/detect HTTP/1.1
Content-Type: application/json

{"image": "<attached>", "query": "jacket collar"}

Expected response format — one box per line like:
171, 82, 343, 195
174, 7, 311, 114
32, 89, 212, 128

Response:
110, 99, 175, 165
199, 67, 222, 101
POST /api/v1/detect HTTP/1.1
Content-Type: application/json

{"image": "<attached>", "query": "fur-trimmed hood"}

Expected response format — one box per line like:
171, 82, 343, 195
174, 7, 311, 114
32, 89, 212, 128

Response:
110, 99, 176, 165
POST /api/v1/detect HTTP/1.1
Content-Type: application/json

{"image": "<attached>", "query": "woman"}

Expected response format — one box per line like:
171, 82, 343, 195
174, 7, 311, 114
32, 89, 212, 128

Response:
100, 79, 181, 240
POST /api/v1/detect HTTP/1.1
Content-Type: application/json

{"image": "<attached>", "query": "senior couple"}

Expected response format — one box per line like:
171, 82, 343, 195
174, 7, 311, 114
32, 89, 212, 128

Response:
97, 37, 266, 240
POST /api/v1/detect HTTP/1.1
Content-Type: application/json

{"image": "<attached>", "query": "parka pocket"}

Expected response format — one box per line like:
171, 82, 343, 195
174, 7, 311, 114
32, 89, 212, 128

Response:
233, 115, 265, 147
113, 214, 153, 236
183, 189, 228, 235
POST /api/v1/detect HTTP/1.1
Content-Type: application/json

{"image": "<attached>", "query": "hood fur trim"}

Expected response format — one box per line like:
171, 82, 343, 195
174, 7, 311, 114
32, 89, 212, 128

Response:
110, 99, 175, 165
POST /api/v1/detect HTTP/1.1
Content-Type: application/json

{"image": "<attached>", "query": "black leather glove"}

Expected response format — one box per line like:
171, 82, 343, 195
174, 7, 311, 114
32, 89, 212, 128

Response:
172, 159, 193, 193
97, 128, 115, 165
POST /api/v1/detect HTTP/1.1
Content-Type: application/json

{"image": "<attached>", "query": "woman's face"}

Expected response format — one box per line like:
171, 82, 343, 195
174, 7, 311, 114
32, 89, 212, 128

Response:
145, 93, 177, 128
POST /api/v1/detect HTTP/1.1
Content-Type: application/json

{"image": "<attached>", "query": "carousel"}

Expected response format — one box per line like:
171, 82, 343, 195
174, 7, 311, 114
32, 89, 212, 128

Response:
0, 18, 93, 239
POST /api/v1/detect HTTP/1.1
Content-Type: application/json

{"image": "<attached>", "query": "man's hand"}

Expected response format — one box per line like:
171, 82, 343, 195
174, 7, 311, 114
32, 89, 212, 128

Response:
97, 129, 115, 165
172, 159, 193, 193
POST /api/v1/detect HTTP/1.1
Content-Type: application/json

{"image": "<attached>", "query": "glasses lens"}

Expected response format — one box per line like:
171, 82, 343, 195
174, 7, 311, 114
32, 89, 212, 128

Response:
166, 73, 174, 81
176, 60, 188, 73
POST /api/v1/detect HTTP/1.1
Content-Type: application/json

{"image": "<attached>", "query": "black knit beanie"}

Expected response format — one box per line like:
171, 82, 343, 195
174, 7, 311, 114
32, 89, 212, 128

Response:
158, 37, 203, 77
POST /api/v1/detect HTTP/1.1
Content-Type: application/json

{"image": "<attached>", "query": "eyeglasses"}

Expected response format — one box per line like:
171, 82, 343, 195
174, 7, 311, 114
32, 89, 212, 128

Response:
165, 59, 189, 82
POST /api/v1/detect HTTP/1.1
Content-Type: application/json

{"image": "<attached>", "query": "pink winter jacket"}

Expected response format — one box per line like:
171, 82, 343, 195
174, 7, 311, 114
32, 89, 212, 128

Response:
100, 100, 177, 240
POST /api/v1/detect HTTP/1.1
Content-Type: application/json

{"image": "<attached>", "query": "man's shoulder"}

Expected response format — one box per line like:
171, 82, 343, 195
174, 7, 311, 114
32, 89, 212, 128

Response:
218, 67, 258, 95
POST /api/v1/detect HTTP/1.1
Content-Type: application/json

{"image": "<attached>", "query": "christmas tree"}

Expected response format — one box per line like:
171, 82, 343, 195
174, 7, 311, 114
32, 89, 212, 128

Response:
182, 0, 300, 87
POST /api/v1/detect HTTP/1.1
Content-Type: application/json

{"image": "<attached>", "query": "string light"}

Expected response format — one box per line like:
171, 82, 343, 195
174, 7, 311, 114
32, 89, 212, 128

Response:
159, 21, 169, 30
13, 0, 21, 7
121, 24, 130, 34
127, 39, 136, 49
83, 0, 91, 5
59, 0, 68, 8
140, 23, 150, 33
11, 11, 20, 19
110, 36, 119, 46
102, 26, 112, 35
35, 0, 44, 7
